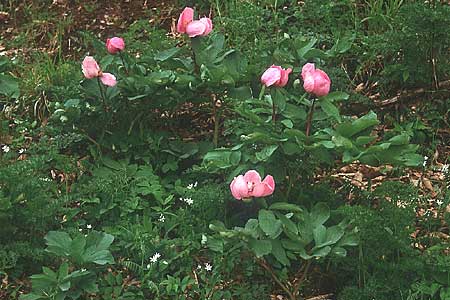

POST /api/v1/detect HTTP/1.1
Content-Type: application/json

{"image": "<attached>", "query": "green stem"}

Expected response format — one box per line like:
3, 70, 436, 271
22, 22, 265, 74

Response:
118, 52, 129, 75
293, 260, 312, 297
305, 97, 317, 137
257, 258, 295, 300
258, 85, 266, 101
97, 77, 108, 112
272, 101, 276, 124
213, 97, 220, 147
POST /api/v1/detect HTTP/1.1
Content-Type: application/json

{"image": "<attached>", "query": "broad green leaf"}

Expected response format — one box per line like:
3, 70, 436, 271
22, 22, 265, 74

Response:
275, 212, 298, 235
256, 145, 279, 161
281, 119, 294, 128
320, 98, 341, 122
332, 246, 347, 257
338, 232, 359, 247
269, 202, 303, 213
258, 209, 282, 238
310, 203, 330, 227
312, 246, 331, 257
45, 231, 73, 257
313, 225, 327, 246
154, 48, 181, 61
271, 240, 290, 266
281, 239, 306, 252
336, 111, 379, 138
249, 239, 272, 257
321, 91, 349, 102
0, 74, 20, 98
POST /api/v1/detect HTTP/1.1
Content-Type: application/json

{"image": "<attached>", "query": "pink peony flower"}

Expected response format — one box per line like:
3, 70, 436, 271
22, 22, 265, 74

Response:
106, 37, 125, 54
186, 17, 213, 37
261, 65, 292, 87
177, 7, 194, 33
99, 73, 117, 87
82, 56, 101, 79
301, 63, 331, 97
230, 170, 275, 200
81, 56, 117, 87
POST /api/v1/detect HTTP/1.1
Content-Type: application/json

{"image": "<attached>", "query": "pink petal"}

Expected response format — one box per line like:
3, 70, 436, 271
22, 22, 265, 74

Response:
251, 182, 274, 198
199, 17, 213, 36
177, 7, 194, 33
302, 71, 315, 93
100, 73, 117, 87
301, 63, 315, 80
230, 175, 249, 200
277, 67, 292, 87
106, 37, 125, 54
262, 175, 275, 190
243, 170, 262, 184
186, 20, 207, 37
82, 56, 101, 79
312, 69, 331, 97
261, 66, 282, 87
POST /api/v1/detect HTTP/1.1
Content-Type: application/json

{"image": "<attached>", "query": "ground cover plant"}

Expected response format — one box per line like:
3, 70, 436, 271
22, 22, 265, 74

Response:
0, 1, 449, 299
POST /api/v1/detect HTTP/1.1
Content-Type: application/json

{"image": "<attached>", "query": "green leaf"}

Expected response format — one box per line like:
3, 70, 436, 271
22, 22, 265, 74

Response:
275, 212, 298, 235
0, 74, 20, 98
20, 294, 44, 300
82, 232, 115, 265
312, 246, 331, 257
258, 210, 282, 238
255, 145, 279, 161
281, 119, 294, 128
281, 239, 305, 252
320, 98, 341, 122
271, 240, 290, 266
206, 237, 224, 253
332, 247, 347, 257
313, 225, 327, 246
321, 91, 349, 102
45, 231, 73, 257
336, 111, 379, 138
154, 47, 181, 61
338, 232, 359, 247
310, 203, 330, 227
249, 239, 272, 257
269, 202, 303, 213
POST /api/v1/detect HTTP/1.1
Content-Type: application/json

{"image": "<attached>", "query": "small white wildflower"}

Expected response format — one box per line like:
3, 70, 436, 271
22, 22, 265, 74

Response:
162, 260, 168, 265
194, 181, 198, 187
2, 145, 10, 153
436, 199, 444, 206
197, 264, 202, 270
184, 198, 193, 205
86, 224, 92, 229
78, 228, 83, 232
81, 268, 86, 272
442, 164, 449, 173
205, 263, 212, 272
18, 148, 25, 154
146, 264, 151, 269
423, 156, 429, 167
187, 183, 194, 190
179, 197, 183, 201
158, 214, 165, 222
150, 252, 161, 263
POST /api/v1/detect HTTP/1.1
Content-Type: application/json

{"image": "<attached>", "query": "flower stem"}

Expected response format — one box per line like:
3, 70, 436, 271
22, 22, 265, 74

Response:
118, 52, 129, 74
97, 78, 108, 112
257, 258, 295, 300
305, 97, 317, 136
292, 260, 312, 298
212, 95, 220, 147
272, 101, 276, 124
258, 84, 266, 101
